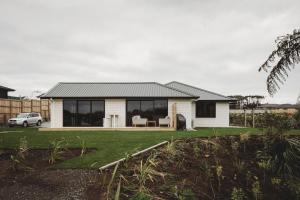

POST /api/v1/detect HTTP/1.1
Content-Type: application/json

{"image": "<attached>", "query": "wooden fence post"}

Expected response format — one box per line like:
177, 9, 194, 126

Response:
252, 109, 255, 128
244, 109, 247, 127
172, 103, 177, 129
31, 99, 33, 112
9, 99, 12, 120
48, 100, 50, 121
40, 100, 42, 114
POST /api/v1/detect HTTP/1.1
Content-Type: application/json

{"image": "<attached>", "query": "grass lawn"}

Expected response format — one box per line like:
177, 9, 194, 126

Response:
0, 127, 299, 168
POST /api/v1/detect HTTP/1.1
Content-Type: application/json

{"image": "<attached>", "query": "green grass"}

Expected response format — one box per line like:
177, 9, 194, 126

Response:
0, 127, 299, 168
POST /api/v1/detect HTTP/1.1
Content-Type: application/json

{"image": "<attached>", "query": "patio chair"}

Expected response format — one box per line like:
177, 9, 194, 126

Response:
159, 116, 171, 127
132, 115, 147, 127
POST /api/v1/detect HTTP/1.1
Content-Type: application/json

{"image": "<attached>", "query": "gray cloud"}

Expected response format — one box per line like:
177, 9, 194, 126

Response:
0, 0, 299, 103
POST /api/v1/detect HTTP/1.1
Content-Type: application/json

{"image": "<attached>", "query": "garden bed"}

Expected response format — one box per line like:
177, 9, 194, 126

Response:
0, 135, 299, 200
90, 135, 300, 200
0, 148, 97, 200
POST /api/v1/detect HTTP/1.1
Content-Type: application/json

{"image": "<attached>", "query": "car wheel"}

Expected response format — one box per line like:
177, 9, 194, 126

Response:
36, 120, 42, 126
23, 121, 28, 128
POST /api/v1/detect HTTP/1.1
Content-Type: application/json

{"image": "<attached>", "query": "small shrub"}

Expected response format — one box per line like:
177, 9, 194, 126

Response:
233, 159, 246, 175
245, 170, 253, 187
231, 187, 246, 200
10, 155, 21, 171
270, 177, 282, 186
268, 137, 300, 178
240, 132, 250, 153
231, 141, 240, 157
76, 136, 86, 157
133, 154, 165, 193
165, 138, 177, 156
252, 180, 262, 200
18, 136, 29, 159
257, 159, 271, 184
200, 160, 215, 198
9, 154, 32, 171
216, 163, 223, 192
49, 138, 68, 164
193, 144, 201, 158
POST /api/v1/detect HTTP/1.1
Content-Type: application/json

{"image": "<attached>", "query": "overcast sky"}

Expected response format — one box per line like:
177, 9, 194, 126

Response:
0, 0, 299, 103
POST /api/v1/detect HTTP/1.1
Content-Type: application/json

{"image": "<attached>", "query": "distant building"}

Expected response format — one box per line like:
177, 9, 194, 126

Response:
0, 85, 15, 99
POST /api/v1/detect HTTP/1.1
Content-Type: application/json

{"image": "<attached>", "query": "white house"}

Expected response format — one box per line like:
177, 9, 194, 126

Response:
42, 81, 231, 129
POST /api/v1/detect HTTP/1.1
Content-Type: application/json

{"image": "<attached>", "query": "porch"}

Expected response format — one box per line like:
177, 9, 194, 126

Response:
39, 126, 175, 132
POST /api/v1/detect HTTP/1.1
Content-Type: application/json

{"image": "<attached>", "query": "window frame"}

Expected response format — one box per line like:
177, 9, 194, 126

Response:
195, 101, 216, 118
126, 99, 168, 126
63, 99, 105, 127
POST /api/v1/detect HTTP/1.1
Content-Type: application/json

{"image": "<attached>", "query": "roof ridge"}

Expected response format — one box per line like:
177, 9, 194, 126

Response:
42, 82, 198, 98
58, 82, 159, 84
166, 81, 230, 99
154, 82, 198, 98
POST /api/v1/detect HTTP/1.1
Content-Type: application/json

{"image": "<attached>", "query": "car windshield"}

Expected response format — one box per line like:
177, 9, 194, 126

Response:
17, 113, 29, 118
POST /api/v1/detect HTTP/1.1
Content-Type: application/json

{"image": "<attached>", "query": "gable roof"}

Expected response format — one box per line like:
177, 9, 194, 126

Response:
42, 82, 198, 98
165, 81, 231, 101
0, 85, 15, 92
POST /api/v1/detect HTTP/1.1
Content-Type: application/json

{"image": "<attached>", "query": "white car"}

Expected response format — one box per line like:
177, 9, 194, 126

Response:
8, 112, 43, 127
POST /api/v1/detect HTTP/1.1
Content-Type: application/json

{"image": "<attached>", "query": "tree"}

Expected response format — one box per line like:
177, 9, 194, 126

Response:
297, 93, 300, 104
259, 29, 300, 96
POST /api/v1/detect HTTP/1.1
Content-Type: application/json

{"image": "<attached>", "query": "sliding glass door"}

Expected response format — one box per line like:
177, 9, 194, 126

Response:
63, 100, 104, 127
77, 101, 91, 126
91, 101, 105, 126
63, 100, 77, 126
126, 99, 168, 126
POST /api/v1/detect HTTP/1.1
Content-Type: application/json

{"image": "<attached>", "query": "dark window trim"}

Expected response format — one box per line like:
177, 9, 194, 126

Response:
63, 99, 105, 127
125, 98, 168, 127
195, 101, 216, 118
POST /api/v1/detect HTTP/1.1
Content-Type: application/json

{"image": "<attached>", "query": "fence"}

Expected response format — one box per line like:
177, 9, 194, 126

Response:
0, 98, 50, 126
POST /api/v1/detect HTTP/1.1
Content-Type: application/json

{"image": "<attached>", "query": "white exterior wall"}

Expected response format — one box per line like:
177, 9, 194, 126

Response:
168, 99, 193, 129
50, 99, 63, 128
192, 102, 229, 127
49, 98, 229, 129
104, 99, 126, 127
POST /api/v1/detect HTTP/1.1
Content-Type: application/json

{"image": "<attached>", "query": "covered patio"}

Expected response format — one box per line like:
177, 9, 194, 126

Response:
39, 126, 175, 131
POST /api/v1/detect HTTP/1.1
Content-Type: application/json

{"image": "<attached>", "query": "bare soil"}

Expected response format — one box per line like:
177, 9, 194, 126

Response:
0, 148, 98, 200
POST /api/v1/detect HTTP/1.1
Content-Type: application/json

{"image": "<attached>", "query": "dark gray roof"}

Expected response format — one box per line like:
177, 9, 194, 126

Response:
165, 81, 231, 101
0, 85, 15, 91
42, 82, 197, 98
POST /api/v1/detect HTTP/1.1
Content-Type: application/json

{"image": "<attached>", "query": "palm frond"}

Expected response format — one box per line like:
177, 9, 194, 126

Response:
259, 29, 300, 96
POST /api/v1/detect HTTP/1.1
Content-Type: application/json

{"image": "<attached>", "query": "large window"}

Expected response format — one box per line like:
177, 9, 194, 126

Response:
63, 100, 105, 127
63, 100, 77, 126
126, 99, 168, 126
195, 101, 216, 118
